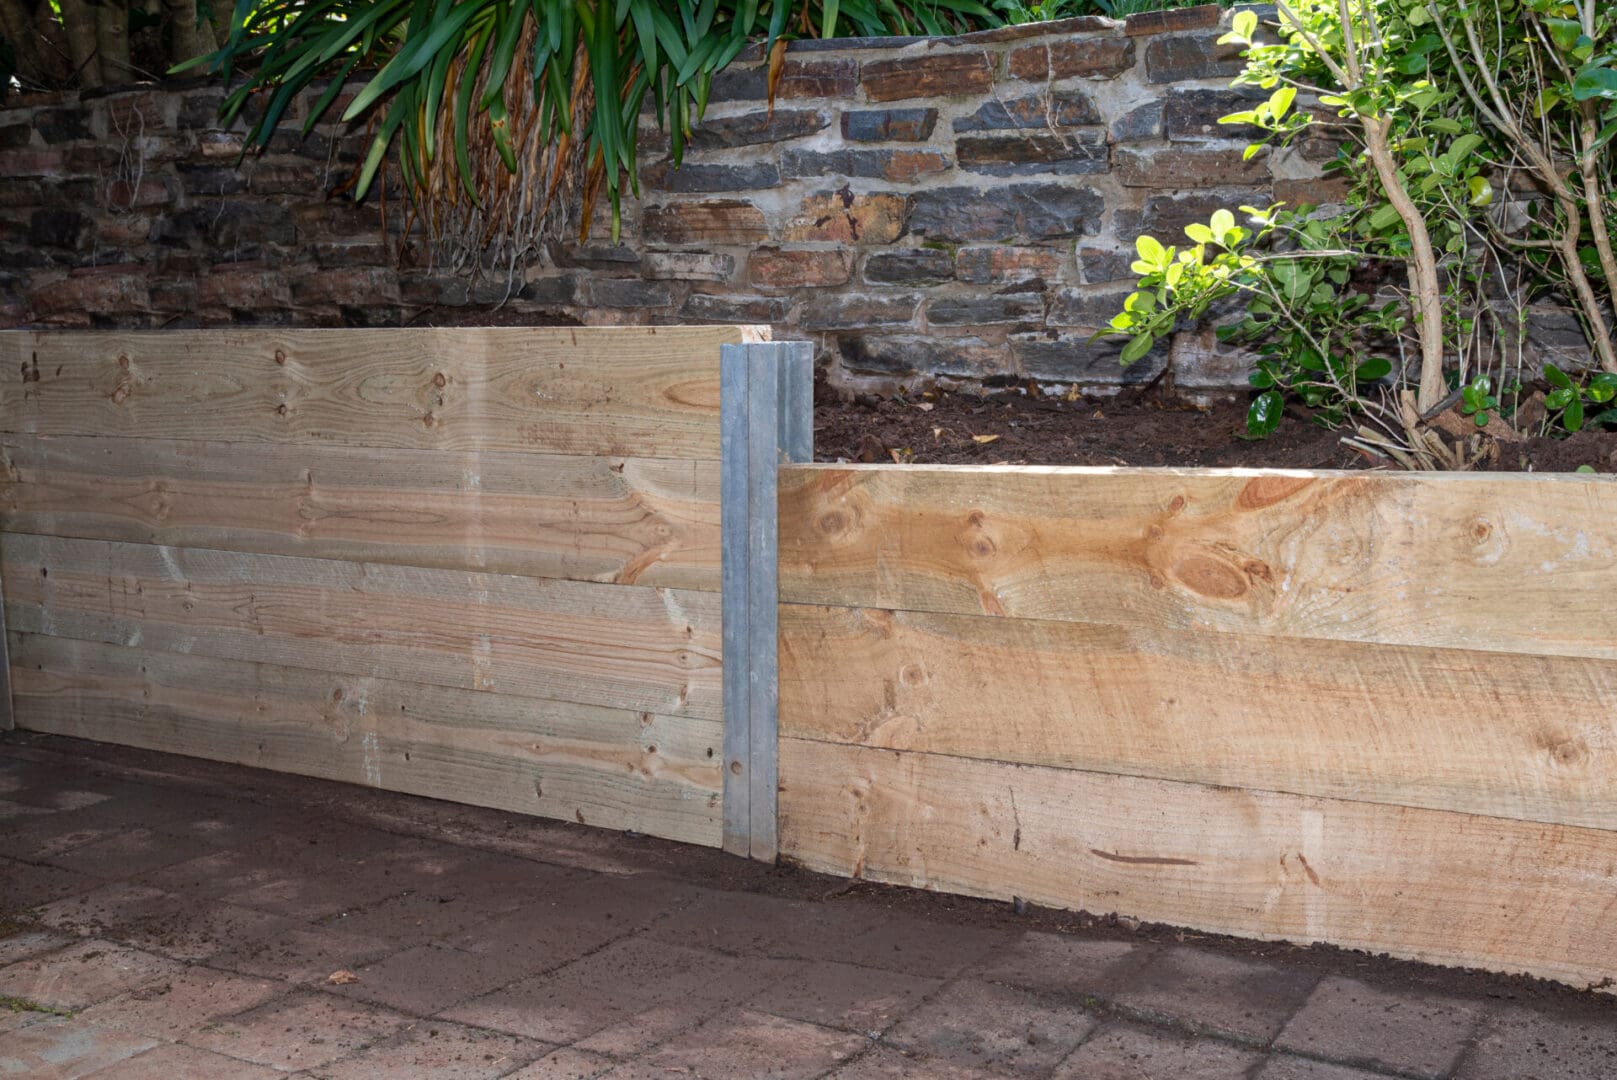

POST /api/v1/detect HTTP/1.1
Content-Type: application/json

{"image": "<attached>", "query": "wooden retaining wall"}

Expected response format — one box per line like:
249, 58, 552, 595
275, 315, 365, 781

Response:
776, 464, 1617, 989
0, 326, 767, 846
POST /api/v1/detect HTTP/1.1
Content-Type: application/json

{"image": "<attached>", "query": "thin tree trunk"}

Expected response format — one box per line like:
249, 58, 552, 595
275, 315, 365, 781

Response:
164, 0, 210, 66
0, 0, 53, 86
1364, 117, 1449, 412
56, 0, 103, 88
93, 0, 132, 84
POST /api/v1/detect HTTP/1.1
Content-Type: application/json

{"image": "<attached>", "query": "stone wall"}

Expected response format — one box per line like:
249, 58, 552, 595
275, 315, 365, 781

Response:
0, 5, 1342, 395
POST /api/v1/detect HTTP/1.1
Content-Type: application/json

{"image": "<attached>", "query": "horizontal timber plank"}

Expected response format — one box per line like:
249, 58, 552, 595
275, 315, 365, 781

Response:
779, 603, 1617, 831
778, 464, 1617, 660
1, 435, 720, 591
10, 634, 721, 846
778, 738, 1617, 989
1, 534, 720, 720
0, 326, 766, 458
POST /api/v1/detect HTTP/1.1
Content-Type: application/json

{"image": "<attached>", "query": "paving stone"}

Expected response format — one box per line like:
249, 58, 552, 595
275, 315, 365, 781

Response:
46, 827, 219, 879
311, 1018, 552, 1079
828, 1045, 1000, 1078
74, 967, 286, 1038
1458, 1002, 1617, 1079
0, 1016, 158, 1079
39, 883, 289, 961
327, 941, 551, 1015
1276, 976, 1487, 1079
1255, 1055, 1393, 1079
184, 988, 411, 1070
0, 798, 54, 820
1114, 946, 1319, 1042
0, 856, 101, 910
81, 1042, 285, 1078
0, 939, 183, 1010
626, 1007, 867, 1079
504, 1047, 615, 1079
1053, 1022, 1262, 1079
441, 937, 791, 1045
752, 959, 940, 1034
827, 912, 1014, 978
972, 932, 1141, 998
885, 978, 1096, 1075
0, 928, 74, 966
206, 922, 401, 983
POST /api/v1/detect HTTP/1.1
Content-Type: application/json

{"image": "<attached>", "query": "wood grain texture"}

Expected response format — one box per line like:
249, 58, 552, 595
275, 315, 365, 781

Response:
1, 436, 720, 591
778, 738, 1617, 989
779, 465, 1617, 660
10, 634, 722, 846
2, 533, 720, 720
779, 603, 1617, 831
0, 326, 767, 458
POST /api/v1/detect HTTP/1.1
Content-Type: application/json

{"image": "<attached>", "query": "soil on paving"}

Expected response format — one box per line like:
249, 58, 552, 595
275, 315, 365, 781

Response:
814, 379, 1617, 473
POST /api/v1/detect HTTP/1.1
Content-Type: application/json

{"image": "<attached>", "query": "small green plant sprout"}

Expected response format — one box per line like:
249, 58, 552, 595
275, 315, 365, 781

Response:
1543, 364, 1617, 434
1458, 374, 1500, 428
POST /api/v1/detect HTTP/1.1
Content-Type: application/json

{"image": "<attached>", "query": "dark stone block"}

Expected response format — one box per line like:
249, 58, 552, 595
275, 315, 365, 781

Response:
687, 109, 830, 150
841, 108, 938, 143
176, 164, 250, 196
782, 148, 949, 183
28, 208, 92, 250
864, 248, 955, 286
1145, 34, 1247, 83
1163, 88, 1268, 141
840, 333, 1010, 377
801, 292, 920, 330
519, 275, 578, 305
0, 123, 34, 149
587, 278, 674, 308
953, 90, 1100, 132
1012, 332, 1166, 383
927, 292, 1045, 326
1115, 190, 1272, 243
909, 184, 1105, 243
1112, 102, 1165, 143
1048, 285, 1139, 328
1125, 5, 1221, 36
644, 161, 780, 193
679, 292, 792, 323
34, 107, 93, 144
956, 132, 1109, 176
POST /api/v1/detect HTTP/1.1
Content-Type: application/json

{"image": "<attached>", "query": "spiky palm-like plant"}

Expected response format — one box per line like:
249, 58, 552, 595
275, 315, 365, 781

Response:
190, 0, 998, 265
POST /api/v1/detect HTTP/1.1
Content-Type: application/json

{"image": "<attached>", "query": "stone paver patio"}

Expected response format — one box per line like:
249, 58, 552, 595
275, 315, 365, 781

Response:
2, 732, 1615, 1079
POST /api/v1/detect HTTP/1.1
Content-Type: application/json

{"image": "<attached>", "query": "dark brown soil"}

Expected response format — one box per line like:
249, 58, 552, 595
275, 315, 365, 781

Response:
814, 380, 1617, 473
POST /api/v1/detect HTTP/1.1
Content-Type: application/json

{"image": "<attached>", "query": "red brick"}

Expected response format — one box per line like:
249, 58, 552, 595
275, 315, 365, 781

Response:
104, 178, 169, 211
198, 267, 294, 311
1115, 145, 1272, 189
642, 200, 769, 246
1008, 37, 1137, 80
784, 191, 907, 245
291, 266, 400, 308
28, 267, 151, 318
749, 248, 854, 288
862, 52, 993, 102
955, 246, 1066, 286
1125, 4, 1222, 35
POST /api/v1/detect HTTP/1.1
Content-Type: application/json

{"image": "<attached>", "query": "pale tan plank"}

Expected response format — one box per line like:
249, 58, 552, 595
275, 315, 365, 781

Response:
779, 464, 1617, 660
779, 738, 1617, 989
779, 603, 1617, 831
1, 435, 720, 591
1, 534, 720, 720
9, 633, 721, 846
0, 326, 765, 458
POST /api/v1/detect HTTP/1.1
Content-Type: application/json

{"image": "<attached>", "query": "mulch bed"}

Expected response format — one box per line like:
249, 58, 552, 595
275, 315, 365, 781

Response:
814, 379, 1617, 473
